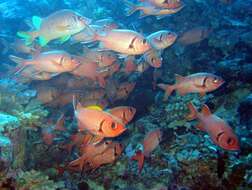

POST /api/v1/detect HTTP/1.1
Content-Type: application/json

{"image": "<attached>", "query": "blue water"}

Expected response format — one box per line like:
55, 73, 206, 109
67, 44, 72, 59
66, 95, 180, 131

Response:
0, 0, 252, 189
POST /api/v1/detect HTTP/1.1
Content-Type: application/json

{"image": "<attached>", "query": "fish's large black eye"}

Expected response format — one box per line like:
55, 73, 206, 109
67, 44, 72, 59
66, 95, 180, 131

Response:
77, 15, 83, 20
227, 138, 234, 145
143, 39, 147, 44
111, 122, 117, 130
129, 107, 133, 113
213, 77, 219, 83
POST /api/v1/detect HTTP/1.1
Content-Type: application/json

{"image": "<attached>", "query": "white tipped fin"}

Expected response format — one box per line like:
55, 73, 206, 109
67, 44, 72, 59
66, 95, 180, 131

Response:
201, 104, 211, 116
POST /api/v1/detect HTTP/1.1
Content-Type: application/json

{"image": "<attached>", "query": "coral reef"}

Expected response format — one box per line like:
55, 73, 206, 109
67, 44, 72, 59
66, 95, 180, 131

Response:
0, 79, 48, 129
16, 170, 64, 190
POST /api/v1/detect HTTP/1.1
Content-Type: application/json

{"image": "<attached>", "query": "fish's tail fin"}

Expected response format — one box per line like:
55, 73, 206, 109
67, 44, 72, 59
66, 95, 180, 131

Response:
186, 102, 198, 121
131, 150, 144, 174
157, 83, 175, 101
17, 31, 37, 46
123, 0, 140, 16
55, 113, 65, 131
0, 38, 9, 55
8, 55, 30, 76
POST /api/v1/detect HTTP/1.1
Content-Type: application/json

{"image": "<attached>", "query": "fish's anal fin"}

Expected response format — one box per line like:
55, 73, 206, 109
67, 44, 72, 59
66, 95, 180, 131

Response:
195, 122, 205, 131
186, 102, 198, 121
201, 104, 211, 116
177, 89, 186, 96
97, 42, 109, 52
156, 15, 168, 20
175, 73, 184, 83
138, 12, 148, 19
199, 91, 206, 97
157, 83, 174, 101
59, 35, 71, 44
38, 36, 49, 47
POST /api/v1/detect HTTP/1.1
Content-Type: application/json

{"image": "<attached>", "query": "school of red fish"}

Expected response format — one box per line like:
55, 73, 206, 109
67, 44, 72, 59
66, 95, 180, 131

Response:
3, 0, 240, 174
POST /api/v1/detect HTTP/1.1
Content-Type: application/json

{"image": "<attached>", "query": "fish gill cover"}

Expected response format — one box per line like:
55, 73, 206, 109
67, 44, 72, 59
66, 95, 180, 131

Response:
0, 0, 252, 189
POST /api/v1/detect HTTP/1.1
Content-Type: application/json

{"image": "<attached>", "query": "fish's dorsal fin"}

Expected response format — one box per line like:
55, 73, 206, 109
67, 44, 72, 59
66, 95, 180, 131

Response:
85, 105, 103, 111
201, 104, 211, 116
32, 16, 42, 30
175, 74, 184, 83
73, 95, 83, 112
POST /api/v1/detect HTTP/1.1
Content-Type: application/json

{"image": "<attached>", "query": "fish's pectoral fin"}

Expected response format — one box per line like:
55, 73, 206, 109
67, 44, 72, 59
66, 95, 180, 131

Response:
97, 76, 106, 88
56, 25, 71, 31
77, 120, 88, 132
153, 38, 162, 43
59, 35, 71, 44
91, 136, 104, 145
201, 104, 211, 116
30, 70, 43, 78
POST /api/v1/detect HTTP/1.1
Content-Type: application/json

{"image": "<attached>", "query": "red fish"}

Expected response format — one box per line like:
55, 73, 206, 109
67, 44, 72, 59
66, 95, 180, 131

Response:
94, 29, 151, 55
9, 51, 80, 74
139, 0, 183, 9
94, 18, 119, 30
124, 0, 184, 19
108, 106, 136, 125
187, 102, 240, 151
178, 27, 212, 45
142, 49, 162, 68
63, 132, 103, 153
158, 73, 224, 100
68, 141, 123, 172
73, 97, 126, 138
147, 30, 177, 50
115, 82, 136, 101
82, 46, 117, 68
131, 129, 162, 173
70, 56, 106, 87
